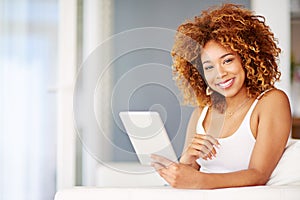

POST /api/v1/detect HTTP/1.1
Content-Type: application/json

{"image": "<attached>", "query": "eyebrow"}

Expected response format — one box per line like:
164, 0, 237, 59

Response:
202, 53, 234, 65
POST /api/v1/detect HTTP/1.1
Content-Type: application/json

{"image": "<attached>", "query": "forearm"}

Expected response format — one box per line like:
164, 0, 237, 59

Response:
179, 156, 200, 170
179, 158, 200, 170
195, 168, 268, 189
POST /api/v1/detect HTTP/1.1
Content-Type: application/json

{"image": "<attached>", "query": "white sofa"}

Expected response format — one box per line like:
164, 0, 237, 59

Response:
54, 139, 300, 200
55, 185, 300, 200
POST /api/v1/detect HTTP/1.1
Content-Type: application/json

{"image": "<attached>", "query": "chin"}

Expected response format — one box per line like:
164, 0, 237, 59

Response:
218, 90, 237, 98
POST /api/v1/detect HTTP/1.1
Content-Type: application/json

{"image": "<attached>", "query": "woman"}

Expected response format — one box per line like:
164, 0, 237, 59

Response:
151, 3, 292, 189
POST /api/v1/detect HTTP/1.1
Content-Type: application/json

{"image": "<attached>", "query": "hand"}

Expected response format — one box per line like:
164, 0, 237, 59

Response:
180, 134, 219, 165
151, 154, 201, 189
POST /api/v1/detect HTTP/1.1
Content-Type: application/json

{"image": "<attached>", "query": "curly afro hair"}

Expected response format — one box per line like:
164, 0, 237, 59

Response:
171, 3, 281, 109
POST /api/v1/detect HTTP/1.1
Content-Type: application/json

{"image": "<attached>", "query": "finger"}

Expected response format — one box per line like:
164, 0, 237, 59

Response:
151, 154, 174, 167
194, 136, 219, 155
151, 162, 165, 171
157, 168, 173, 185
211, 147, 217, 157
195, 134, 219, 146
190, 140, 217, 158
184, 146, 210, 160
192, 136, 216, 152
183, 140, 213, 158
151, 162, 175, 182
190, 142, 217, 159
203, 152, 214, 160
195, 134, 220, 147
190, 141, 211, 154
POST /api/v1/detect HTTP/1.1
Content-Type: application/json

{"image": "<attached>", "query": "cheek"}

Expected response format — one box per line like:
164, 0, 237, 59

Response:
241, 70, 246, 80
203, 72, 215, 85
231, 62, 244, 74
236, 67, 246, 81
204, 72, 212, 82
204, 69, 217, 80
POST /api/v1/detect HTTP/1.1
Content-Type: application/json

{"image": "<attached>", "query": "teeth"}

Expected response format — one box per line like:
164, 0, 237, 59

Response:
218, 79, 233, 88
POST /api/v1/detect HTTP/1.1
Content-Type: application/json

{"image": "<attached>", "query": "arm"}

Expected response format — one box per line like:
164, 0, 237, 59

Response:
179, 107, 201, 169
153, 89, 291, 189
246, 89, 291, 185
179, 107, 219, 169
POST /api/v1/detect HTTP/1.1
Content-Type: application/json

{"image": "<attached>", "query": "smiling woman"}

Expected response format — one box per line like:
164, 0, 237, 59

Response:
151, 3, 292, 189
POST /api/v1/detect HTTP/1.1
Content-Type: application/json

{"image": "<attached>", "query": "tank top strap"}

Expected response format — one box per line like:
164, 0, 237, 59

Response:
199, 106, 209, 123
246, 99, 258, 118
245, 88, 275, 119
256, 88, 274, 100
196, 106, 209, 134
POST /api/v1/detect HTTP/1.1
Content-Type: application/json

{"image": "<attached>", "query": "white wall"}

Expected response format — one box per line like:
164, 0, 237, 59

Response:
57, 0, 77, 190
251, 0, 291, 99
80, 0, 114, 186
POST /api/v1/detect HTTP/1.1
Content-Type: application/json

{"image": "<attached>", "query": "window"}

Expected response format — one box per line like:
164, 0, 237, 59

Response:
0, 0, 58, 199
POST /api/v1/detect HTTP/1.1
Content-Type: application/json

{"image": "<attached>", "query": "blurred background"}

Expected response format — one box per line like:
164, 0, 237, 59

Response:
0, 0, 299, 199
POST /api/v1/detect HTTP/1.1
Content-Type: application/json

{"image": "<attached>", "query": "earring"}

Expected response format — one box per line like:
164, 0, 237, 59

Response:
206, 87, 213, 96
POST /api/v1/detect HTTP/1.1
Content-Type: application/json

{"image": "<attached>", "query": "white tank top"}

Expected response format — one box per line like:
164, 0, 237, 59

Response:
196, 99, 258, 173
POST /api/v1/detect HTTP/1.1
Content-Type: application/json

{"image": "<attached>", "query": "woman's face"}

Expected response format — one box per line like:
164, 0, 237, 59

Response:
200, 40, 246, 98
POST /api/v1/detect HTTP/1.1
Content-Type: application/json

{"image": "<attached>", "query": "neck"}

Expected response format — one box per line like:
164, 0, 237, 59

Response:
225, 88, 248, 109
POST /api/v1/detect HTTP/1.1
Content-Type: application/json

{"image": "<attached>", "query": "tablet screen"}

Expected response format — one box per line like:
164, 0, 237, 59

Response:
119, 111, 178, 165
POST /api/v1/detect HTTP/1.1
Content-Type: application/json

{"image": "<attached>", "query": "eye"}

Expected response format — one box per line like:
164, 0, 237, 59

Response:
204, 65, 214, 71
223, 58, 233, 65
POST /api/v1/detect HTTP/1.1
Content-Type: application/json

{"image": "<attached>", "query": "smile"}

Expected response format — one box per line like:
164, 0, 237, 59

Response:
216, 78, 234, 89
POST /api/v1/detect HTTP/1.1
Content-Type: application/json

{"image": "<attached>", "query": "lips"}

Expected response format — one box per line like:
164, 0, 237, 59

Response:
216, 78, 234, 89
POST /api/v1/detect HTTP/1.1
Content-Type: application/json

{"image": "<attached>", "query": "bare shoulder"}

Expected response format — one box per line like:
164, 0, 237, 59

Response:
257, 88, 290, 107
255, 88, 291, 119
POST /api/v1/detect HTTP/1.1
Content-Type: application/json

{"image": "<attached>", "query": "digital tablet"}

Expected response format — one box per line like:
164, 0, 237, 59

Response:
119, 111, 178, 165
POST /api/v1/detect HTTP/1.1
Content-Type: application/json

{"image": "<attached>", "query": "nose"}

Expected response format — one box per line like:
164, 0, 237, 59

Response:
216, 63, 227, 78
